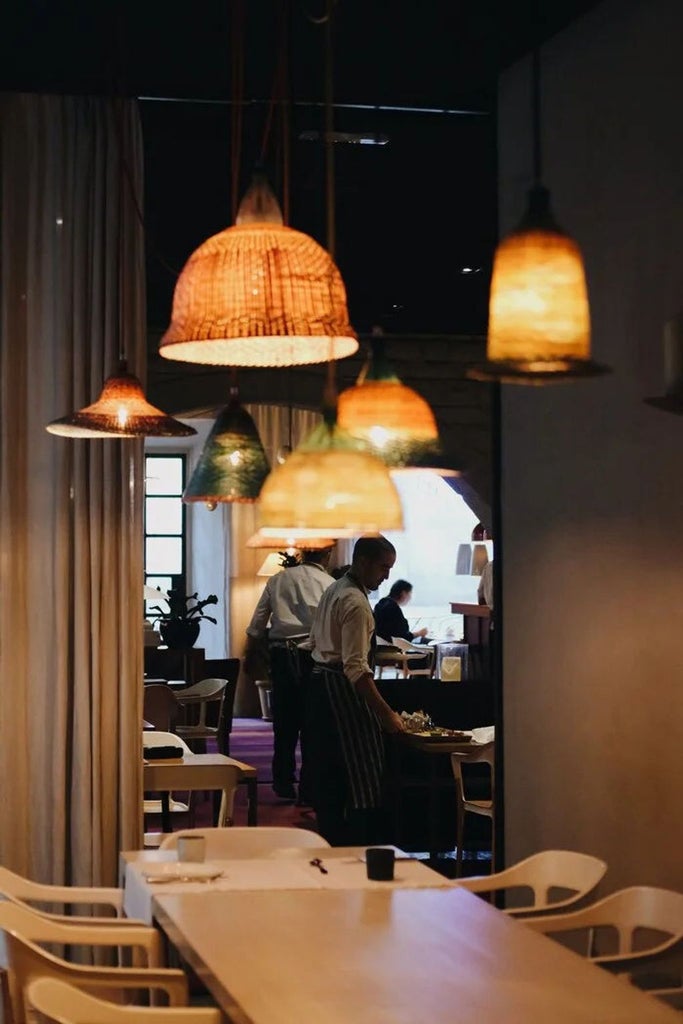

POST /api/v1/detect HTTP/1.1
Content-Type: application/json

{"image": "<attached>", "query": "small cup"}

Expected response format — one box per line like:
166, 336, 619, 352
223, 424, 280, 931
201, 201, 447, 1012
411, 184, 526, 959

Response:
177, 836, 206, 864
365, 846, 395, 881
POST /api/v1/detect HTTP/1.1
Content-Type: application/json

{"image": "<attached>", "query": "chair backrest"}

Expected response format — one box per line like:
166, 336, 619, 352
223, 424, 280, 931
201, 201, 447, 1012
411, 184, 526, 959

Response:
0, 901, 162, 967
0, 868, 123, 916
27, 977, 222, 1024
451, 740, 495, 806
143, 685, 179, 733
142, 731, 192, 756
390, 637, 422, 653
455, 849, 608, 914
175, 678, 227, 730
523, 885, 683, 961
158, 826, 329, 858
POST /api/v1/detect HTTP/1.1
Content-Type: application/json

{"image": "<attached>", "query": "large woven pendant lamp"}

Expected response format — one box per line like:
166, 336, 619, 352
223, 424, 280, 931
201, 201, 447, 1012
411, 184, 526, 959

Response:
158, 171, 358, 368
338, 331, 461, 475
467, 42, 609, 384
46, 362, 196, 439
257, 406, 404, 540
182, 383, 270, 508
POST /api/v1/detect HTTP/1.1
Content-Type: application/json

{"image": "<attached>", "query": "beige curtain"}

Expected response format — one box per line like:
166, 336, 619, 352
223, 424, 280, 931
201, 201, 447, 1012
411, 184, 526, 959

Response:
0, 95, 145, 885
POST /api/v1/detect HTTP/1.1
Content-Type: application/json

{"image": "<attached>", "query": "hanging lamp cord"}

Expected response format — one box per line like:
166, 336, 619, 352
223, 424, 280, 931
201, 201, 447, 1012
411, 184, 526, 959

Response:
230, 0, 246, 223
530, 0, 543, 185
322, 0, 338, 419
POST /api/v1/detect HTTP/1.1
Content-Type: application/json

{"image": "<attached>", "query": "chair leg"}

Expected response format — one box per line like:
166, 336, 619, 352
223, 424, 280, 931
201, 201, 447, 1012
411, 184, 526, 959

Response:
455, 805, 465, 878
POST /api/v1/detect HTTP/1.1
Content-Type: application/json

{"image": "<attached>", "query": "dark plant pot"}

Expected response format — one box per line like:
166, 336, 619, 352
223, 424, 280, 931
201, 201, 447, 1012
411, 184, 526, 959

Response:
159, 619, 201, 650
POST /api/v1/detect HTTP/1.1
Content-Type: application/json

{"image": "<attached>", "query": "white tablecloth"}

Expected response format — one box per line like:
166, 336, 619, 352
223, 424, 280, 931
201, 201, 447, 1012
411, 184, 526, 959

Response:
124, 853, 454, 923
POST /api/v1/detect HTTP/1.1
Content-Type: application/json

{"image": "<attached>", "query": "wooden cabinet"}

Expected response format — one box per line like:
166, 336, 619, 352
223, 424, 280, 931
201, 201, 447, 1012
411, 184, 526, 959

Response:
143, 647, 206, 685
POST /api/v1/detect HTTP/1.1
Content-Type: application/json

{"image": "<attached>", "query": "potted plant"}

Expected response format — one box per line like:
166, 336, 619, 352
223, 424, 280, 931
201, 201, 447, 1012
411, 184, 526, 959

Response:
148, 588, 219, 650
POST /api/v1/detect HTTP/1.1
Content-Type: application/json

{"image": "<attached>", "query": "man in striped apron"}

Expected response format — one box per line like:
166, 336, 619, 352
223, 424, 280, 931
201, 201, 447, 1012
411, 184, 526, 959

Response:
308, 535, 406, 846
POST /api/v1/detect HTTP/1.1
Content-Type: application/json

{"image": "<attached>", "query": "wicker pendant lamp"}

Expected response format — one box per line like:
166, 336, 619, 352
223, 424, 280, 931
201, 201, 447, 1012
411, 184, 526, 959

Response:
338, 332, 461, 475
46, 360, 196, 438
467, 47, 609, 384
257, 408, 404, 540
158, 172, 358, 368
182, 385, 270, 508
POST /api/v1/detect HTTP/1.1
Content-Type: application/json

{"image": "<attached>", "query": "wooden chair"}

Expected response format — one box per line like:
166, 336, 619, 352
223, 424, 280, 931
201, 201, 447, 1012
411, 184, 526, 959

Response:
27, 977, 221, 1024
0, 903, 187, 1024
454, 849, 608, 915
390, 637, 435, 677
523, 886, 683, 994
159, 826, 329, 859
142, 732, 193, 836
175, 679, 228, 753
143, 685, 179, 734
450, 738, 495, 876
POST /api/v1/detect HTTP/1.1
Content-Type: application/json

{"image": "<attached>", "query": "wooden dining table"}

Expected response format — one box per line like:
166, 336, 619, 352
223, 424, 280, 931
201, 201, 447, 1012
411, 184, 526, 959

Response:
143, 752, 258, 829
151, 886, 679, 1023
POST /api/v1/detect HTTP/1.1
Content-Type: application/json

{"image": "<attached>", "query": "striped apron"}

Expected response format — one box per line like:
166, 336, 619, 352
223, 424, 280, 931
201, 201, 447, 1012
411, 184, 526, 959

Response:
313, 619, 384, 810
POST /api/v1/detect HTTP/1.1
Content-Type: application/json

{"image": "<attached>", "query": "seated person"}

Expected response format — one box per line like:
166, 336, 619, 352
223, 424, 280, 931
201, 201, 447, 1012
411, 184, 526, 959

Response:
373, 580, 430, 645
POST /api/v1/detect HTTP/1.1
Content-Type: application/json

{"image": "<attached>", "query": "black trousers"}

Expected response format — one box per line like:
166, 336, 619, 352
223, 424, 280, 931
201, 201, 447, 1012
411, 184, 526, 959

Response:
269, 644, 311, 798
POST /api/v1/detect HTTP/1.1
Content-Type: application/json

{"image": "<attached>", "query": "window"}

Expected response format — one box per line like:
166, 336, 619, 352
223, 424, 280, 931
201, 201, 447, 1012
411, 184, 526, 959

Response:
144, 454, 186, 612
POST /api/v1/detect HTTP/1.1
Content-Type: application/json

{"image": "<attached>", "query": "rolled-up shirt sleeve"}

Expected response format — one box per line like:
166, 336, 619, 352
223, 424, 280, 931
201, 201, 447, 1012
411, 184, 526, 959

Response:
339, 591, 373, 683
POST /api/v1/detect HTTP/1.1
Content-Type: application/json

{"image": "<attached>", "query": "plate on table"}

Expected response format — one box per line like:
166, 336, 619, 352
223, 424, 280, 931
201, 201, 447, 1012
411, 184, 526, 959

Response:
143, 861, 224, 883
411, 729, 472, 743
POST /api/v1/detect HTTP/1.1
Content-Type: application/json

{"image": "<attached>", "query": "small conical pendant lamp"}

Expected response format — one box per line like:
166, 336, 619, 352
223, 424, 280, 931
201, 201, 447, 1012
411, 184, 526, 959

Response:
46, 360, 196, 438
159, 172, 358, 368
257, 404, 404, 540
467, 48, 610, 384
644, 315, 683, 414
338, 330, 461, 475
183, 384, 270, 508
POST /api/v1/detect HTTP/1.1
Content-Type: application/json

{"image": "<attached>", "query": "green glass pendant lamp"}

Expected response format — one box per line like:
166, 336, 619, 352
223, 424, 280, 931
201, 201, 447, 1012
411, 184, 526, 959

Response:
183, 384, 270, 509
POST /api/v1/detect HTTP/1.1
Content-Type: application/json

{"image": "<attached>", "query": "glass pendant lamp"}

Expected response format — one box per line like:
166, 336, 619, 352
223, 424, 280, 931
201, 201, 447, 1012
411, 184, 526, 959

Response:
46, 359, 196, 438
337, 332, 461, 475
467, 47, 609, 384
183, 385, 270, 509
159, 172, 358, 368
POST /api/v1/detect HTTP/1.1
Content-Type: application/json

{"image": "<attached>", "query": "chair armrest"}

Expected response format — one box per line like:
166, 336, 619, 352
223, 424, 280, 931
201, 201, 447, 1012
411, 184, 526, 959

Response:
53, 964, 189, 1005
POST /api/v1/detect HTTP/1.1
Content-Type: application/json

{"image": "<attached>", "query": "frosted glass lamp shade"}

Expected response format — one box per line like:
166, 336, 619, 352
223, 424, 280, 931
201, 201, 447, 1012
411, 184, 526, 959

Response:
159, 174, 358, 368
258, 421, 404, 539
183, 396, 270, 505
468, 186, 609, 383
46, 362, 196, 438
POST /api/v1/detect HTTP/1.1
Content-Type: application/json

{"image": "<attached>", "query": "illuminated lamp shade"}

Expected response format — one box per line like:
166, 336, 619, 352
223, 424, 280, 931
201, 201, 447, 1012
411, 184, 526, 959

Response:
183, 391, 270, 508
258, 418, 404, 539
467, 187, 609, 383
246, 532, 335, 550
159, 172, 358, 368
337, 336, 461, 475
46, 361, 196, 438
257, 552, 285, 577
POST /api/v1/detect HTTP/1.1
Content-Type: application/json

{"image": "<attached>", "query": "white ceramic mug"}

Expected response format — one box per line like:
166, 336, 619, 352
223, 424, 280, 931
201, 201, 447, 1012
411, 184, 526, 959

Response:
177, 836, 206, 863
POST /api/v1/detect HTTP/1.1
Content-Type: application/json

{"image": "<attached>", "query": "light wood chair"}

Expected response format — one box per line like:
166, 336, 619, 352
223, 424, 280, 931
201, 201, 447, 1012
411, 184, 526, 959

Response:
143, 685, 179, 734
0, 903, 186, 1024
158, 826, 329, 859
26, 977, 221, 1024
142, 732, 193, 837
522, 885, 683, 1000
454, 849, 608, 915
450, 738, 495, 876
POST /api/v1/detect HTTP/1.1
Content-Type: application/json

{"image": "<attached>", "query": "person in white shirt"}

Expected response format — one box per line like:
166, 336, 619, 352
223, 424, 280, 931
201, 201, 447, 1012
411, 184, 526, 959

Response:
246, 547, 334, 803
308, 535, 405, 845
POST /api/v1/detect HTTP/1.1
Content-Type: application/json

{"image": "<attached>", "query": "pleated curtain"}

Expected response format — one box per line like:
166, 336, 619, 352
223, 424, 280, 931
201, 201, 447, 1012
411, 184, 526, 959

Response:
0, 94, 145, 885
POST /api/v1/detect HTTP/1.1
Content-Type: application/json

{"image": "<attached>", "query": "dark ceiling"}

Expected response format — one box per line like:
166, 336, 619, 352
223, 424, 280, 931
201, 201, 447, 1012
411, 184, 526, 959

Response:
3, 0, 601, 337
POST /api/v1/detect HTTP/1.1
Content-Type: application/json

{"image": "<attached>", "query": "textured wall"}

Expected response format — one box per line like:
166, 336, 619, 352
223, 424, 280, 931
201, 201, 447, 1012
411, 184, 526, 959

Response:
499, 0, 683, 890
